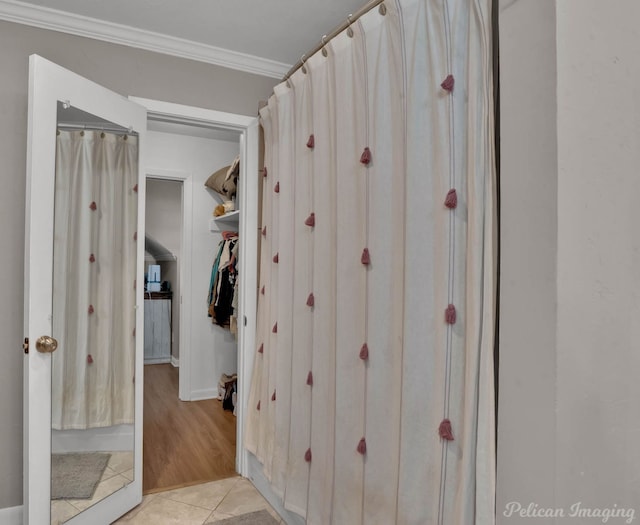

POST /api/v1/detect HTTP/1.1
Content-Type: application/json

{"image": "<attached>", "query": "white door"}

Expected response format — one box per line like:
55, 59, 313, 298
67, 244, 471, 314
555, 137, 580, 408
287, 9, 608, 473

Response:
24, 55, 147, 524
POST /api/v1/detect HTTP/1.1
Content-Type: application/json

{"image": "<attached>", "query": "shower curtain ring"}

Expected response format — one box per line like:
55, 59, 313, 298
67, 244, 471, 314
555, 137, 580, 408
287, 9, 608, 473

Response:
347, 14, 354, 38
321, 35, 328, 57
301, 54, 308, 74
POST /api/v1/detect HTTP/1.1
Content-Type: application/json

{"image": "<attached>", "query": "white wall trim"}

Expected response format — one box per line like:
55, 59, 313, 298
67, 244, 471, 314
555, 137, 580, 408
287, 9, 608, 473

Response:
190, 388, 219, 402
0, 0, 290, 79
171, 355, 179, 368
0, 505, 23, 525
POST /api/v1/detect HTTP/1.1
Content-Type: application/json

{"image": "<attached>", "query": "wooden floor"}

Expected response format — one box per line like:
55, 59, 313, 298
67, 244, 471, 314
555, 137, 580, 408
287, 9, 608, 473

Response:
143, 364, 237, 494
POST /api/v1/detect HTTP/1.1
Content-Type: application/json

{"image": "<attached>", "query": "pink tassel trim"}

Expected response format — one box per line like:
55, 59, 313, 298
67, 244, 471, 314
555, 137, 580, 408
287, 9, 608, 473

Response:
305, 448, 312, 462
445, 304, 457, 324
133, 279, 136, 289
272, 322, 278, 334
262, 226, 267, 237
133, 328, 136, 337
441, 74, 455, 92
273, 253, 279, 264
88, 305, 94, 315
133, 231, 138, 241
261, 285, 265, 295
272, 390, 277, 401
307, 134, 315, 149
89, 201, 97, 211
445, 189, 458, 209
87, 354, 93, 364
357, 437, 367, 455
257, 401, 261, 411
439, 419, 455, 441
306, 371, 314, 386
361, 248, 371, 266
274, 181, 280, 193
360, 147, 372, 165
258, 343, 264, 354
263, 166, 268, 178
306, 293, 315, 307
305, 213, 316, 227
89, 254, 95, 263
133, 184, 138, 193
359, 343, 369, 361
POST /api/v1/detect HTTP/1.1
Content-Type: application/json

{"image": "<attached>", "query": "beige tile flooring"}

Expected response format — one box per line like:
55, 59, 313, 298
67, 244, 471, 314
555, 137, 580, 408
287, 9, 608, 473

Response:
114, 476, 283, 524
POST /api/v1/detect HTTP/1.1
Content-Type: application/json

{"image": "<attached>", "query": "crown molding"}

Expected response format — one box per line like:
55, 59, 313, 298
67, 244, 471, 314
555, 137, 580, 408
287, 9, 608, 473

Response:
0, 0, 290, 79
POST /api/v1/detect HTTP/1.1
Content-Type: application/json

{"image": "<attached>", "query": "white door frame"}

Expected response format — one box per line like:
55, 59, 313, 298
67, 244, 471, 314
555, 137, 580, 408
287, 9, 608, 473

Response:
144, 170, 192, 392
130, 97, 259, 476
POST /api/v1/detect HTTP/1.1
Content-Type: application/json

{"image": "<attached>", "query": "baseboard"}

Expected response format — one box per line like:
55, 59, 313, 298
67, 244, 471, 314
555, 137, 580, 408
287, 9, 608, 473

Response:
0, 505, 22, 525
190, 388, 218, 401
52, 424, 134, 453
171, 355, 179, 367
143, 356, 171, 365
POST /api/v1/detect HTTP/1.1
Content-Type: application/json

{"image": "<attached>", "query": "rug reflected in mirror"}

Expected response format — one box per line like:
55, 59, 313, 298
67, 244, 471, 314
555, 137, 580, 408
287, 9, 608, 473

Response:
51, 452, 111, 500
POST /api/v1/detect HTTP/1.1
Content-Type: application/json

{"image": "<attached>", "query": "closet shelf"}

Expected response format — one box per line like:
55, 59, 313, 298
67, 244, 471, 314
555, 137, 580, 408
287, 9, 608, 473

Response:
213, 210, 240, 221
210, 210, 239, 232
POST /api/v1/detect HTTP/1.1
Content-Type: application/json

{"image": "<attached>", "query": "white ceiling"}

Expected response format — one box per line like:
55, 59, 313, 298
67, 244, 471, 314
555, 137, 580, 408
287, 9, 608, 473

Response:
0, 0, 369, 77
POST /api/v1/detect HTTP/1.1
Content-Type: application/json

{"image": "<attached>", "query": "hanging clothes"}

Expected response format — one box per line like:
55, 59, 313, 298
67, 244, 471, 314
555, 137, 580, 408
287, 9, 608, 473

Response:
208, 232, 239, 327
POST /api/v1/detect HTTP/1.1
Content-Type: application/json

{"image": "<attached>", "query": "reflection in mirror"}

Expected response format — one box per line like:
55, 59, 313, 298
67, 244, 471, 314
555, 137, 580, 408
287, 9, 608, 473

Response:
51, 103, 138, 524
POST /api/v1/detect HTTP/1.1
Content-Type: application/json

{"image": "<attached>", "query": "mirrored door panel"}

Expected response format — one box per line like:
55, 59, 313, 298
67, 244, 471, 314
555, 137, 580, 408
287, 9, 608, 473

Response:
51, 104, 138, 524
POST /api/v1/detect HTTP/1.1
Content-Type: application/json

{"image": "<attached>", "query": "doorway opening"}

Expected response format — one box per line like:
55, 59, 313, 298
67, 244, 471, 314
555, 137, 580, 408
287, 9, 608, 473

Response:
140, 109, 252, 494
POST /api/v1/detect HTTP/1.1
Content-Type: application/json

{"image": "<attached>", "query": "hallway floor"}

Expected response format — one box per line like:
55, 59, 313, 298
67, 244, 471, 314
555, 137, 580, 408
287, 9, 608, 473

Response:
114, 476, 282, 524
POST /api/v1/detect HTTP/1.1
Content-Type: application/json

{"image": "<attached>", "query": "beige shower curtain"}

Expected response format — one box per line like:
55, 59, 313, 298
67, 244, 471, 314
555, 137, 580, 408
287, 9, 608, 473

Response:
51, 130, 138, 430
245, 0, 496, 522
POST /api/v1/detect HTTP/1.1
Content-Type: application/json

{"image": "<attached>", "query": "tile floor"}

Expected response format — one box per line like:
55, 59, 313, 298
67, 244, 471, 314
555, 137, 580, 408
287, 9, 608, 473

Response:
114, 476, 282, 524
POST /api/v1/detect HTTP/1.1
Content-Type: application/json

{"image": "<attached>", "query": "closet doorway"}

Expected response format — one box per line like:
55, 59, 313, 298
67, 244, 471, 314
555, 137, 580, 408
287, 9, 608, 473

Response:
136, 98, 259, 493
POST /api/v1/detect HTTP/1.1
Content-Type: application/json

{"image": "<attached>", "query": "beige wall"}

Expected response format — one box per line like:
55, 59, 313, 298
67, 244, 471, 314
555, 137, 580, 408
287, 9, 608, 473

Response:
498, 0, 640, 521
0, 20, 276, 509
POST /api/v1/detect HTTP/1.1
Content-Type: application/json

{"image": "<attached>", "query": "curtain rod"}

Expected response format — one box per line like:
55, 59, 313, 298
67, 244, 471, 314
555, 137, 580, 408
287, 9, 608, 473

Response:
282, 0, 386, 82
57, 123, 136, 135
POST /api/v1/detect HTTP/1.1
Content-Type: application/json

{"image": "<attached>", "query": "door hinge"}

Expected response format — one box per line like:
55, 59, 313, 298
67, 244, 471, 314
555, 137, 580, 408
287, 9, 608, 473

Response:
23, 337, 29, 354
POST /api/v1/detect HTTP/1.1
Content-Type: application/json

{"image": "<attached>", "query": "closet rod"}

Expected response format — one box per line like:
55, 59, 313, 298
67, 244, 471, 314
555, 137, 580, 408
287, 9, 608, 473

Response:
282, 0, 386, 82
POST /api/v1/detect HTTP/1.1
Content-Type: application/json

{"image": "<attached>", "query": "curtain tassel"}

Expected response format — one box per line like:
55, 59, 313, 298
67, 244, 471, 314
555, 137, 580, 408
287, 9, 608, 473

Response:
445, 189, 458, 209
361, 248, 371, 266
257, 401, 261, 411
272, 322, 278, 334
305, 213, 316, 227
357, 437, 367, 455
87, 354, 93, 364
445, 304, 457, 324
305, 448, 312, 462
307, 134, 315, 149
133, 231, 138, 241
88, 305, 94, 315
133, 183, 138, 193
306, 371, 314, 386
263, 166, 268, 178
262, 226, 267, 237
258, 343, 264, 354
271, 390, 276, 401
89, 253, 95, 263
89, 201, 97, 211
441, 74, 455, 92
359, 343, 369, 361
261, 285, 265, 295
274, 181, 280, 193
439, 419, 454, 441
360, 147, 372, 165
306, 293, 315, 307
273, 253, 279, 264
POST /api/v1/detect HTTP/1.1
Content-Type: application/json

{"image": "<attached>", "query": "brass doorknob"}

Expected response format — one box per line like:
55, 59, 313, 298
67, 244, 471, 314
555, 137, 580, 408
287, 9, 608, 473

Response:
35, 336, 58, 354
